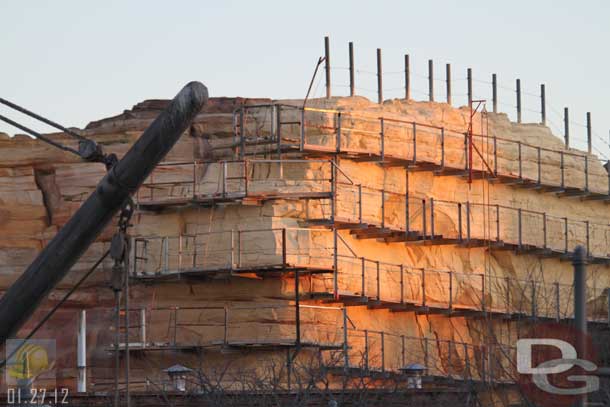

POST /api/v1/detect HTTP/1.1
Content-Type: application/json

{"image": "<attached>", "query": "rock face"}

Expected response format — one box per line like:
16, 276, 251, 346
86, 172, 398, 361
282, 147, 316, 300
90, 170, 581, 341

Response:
0, 95, 608, 402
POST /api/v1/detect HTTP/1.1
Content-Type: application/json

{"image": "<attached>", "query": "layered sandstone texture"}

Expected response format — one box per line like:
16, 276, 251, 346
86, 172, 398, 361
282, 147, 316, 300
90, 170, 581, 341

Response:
0, 95, 608, 395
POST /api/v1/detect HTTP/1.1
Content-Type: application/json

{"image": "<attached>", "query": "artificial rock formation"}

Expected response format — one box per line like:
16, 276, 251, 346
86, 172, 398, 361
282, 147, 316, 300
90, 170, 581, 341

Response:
0, 94, 608, 405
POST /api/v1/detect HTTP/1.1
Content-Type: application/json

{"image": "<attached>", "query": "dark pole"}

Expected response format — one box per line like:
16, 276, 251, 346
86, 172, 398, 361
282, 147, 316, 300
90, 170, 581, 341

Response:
492, 73, 498, 113
349, 42, 355, 97
0, 82, 208, 343
586, 112, 592, 155
564, 107, 570, 147
404, 54, 411, 100
446, 63, 452, 105
324, 36, 331, 98
428, 59, 434, 102
467, 68, 473, 106
295, 268, 300, 347
516, 79, 522, 123
573, 245, 587, 407
376, 48, 383, 104
540, 84, 546, 125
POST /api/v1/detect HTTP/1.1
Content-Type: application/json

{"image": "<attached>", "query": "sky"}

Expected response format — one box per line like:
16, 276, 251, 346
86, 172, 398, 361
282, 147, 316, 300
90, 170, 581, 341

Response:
1, 0, 609, 157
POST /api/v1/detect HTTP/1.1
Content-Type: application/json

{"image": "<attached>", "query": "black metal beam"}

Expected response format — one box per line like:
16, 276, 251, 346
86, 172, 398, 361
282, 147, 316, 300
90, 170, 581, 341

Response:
0, 82, 208, 343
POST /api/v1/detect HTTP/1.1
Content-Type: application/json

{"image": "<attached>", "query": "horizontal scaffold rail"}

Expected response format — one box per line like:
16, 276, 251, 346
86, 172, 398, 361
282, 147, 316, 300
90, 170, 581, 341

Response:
136, 159, 610, 264
110, 304, 517, 385
231, 103, 610, 199
130, 227, 610, 324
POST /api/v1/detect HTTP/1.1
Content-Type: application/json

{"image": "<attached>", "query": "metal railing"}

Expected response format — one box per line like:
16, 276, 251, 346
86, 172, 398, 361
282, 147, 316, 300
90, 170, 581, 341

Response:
116, 304, 346, 350
337, 329, 517, 384
137, 158, 610, 263
114, 304, 517, 384
132, 227, 336, 276
233, 104, 609, 196
130, 227, 610, 323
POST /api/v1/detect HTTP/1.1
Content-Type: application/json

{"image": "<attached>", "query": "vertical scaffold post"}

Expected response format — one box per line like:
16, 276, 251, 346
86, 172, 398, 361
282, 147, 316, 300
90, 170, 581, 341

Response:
496, 204, 500, 242
492, 73, 498, 114
440, 127, 445, 169
236, 230, 242, 268
543, 213, 548, 249
517, 208, 523, 248
560, 151, 565, 189
482, 274, 486, 312
541, 84, 546, 125
330, 161, 336, 222
554, 282, 560, 322
467, 68, 473, 106
564, 217, 569, 254
239, 108, 245, 159
586, 112, 592, 155
404, 54, 411, 100
422, 200, 427, 240
531, 281, 537, 319
281, 228, 287, 269
516, 79, 522, 123
412, 123, 417, 163
446, 63, 452, 105
428, 59, 434, 102
223, 306, 228, 345
518, 142, 523, 179
295, 268, 301, 348
400, 264, 404, 304
458, 203, 463, 241
585, 155, 589, 192
585, 221, 590, 257
537, 147, 542, 185
405, 171, 410, 237
424, 337, 429, 368
358, 184, 363, 224
607, 159, 610, 196
607, 290, 610, 329
324, 36, 331, 98
421, 268, 427, 308
336, 112, 342, 153
401, 335, 406, 367
342, 308, 349, 370
140, 308, 146, 348
381, 331, 385, 372
377, 48, 383, 104
376, 261, 381, 301
333, 228, 338, 300
349, 42, 355, 97
493, 135, 498, 175
466, 202, 471, 243
276, 105, 282, 157
244, 160, 249, 196
381, 190, 386, 229
564, 107, 570, 147
448, 270, 453, 311
361, 257, 366, 298
364, 330, 369, 371
222, 161, 228, 197
299, 108, 305, 151
430, 198, 435, 239
505, 277, 511, 314
380, 117, 385, 162
230, 230, 235, 268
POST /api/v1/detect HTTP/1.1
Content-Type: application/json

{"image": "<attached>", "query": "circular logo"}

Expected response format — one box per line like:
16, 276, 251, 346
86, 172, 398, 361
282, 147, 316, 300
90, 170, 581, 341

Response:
7, 343, 50, 380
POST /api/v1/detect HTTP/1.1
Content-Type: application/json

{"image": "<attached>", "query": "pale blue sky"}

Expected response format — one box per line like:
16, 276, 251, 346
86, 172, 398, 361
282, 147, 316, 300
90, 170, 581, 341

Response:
1, 0, 609, 156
